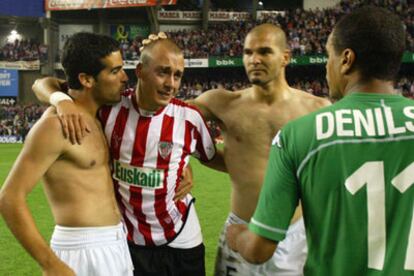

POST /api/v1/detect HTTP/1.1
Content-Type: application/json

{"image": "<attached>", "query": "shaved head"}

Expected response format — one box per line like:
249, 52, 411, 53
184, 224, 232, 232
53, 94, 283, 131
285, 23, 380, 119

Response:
140, 39, 183, 66
246, 23, 287, 50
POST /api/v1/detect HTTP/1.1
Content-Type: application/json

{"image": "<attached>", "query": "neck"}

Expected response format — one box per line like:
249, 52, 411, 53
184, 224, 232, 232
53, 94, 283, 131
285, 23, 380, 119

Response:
69, 89, 100, 116
344, 78, 396, 96
252, 75, 291, 103
135, 82, 160, 112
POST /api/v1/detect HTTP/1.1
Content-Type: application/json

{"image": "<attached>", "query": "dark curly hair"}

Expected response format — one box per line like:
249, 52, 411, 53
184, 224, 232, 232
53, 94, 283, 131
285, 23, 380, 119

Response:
61, 32, 120, 89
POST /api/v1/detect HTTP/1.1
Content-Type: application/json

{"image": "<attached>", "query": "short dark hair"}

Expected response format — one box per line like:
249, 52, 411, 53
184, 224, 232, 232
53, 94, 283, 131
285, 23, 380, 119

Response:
332, 6, 405, 81
61, 32, 120, 89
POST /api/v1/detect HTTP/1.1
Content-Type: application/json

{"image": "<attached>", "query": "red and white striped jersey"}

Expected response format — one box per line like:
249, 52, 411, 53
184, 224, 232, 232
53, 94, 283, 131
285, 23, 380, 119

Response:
100, 89, 216, 246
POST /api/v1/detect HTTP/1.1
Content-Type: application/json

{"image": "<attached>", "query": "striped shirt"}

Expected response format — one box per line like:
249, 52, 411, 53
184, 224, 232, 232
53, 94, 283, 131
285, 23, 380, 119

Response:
100, 89, 216, 246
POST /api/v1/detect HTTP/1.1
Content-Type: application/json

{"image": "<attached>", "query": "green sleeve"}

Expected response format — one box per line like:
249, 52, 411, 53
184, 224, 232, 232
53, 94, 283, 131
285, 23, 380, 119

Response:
249, 130, 300, 242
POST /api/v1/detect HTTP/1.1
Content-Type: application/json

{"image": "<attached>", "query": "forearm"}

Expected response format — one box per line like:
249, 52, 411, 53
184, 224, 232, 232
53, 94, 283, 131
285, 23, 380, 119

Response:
0, 195, 60, 269
32, 77, 66, 104
233, 228, 277, 264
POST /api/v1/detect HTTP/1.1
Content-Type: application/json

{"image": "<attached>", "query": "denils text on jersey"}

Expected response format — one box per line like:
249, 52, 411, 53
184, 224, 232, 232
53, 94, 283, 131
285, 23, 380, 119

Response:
316, 106, 414, 140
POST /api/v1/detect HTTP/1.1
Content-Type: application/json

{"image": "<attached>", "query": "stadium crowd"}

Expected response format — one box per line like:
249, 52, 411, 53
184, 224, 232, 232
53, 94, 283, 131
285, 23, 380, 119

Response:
113, 0, 413, 59
2, 76, 413, 141
0, 39, 47, 62
0, 104, 46, 141
0, 1, 412, 62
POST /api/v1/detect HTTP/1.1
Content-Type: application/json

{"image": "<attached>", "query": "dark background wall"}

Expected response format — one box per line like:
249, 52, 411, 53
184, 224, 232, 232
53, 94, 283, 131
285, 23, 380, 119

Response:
0, 0, 45, 17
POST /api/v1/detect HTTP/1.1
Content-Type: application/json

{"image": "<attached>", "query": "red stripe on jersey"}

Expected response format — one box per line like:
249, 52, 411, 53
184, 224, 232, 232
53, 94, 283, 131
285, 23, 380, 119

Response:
130, 116, 154, 246
172, 98, 215, 162
193, 125, 210, 162
175, 120, 194, 218
107, 107, 135, 241
129, 186, 154, 246
114, 180, 134, 241
155, 115, 176, 241
110, 106, 129, 160
99, 105, 112, 128
131, 117, 151, 166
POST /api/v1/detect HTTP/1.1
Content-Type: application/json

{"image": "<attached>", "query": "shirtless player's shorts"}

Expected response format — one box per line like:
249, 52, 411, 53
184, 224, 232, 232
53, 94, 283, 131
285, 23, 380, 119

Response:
215, 213, 307, 276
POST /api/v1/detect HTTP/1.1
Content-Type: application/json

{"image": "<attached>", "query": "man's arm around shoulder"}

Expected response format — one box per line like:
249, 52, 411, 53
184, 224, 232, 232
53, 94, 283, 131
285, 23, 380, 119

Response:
32, 77, 67, 104
33, 77, 89, 145
0, 111, 75, 275
187, 89, 230, 121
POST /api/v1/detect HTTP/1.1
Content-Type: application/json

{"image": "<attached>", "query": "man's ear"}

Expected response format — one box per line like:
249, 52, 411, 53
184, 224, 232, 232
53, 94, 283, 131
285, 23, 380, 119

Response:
135, 62, 143, 79
340, 48, 356, 75
78, 73, 95, 89
282, 49, 291, 67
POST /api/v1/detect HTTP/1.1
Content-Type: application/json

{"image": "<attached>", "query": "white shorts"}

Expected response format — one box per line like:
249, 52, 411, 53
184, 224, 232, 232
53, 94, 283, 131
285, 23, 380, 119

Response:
51, 223, 134, 276
168, 202, 203, 249
214, 213, 307, 276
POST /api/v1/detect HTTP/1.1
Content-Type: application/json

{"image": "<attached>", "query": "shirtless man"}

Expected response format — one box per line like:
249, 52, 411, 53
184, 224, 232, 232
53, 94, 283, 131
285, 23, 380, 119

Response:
189, 24, 330, 275
32, 33, 225, 276
226, 7, 412, 276
0, 33, 133, 275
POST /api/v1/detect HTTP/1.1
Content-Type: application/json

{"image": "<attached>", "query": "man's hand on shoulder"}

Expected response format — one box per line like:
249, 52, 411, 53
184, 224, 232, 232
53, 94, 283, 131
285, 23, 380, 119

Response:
55, 99, 90, 145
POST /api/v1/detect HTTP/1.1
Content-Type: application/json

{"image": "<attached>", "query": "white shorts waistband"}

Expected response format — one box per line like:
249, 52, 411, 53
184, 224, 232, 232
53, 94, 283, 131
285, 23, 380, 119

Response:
226, 212, 248, 225
51, 222, 126, 250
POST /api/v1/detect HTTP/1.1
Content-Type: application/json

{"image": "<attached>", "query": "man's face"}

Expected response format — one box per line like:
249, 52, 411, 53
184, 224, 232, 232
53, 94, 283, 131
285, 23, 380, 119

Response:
137, 49, 184, 110
325, 34, 344, 100
93, 50, 128, 105
243, 32, 287, 86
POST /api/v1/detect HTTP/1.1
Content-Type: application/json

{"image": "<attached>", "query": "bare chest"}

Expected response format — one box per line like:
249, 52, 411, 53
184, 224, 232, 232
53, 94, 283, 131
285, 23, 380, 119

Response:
220, 104, 298, 145
64, 129, 109, 169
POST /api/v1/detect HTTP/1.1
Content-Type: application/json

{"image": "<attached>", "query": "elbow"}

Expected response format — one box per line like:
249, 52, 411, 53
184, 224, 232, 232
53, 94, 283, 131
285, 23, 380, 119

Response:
32, 79, 40, 96
240, 237, 277, 265
0, 190, 7, 216
243, 250, 273, 265
0, 189, 17, 216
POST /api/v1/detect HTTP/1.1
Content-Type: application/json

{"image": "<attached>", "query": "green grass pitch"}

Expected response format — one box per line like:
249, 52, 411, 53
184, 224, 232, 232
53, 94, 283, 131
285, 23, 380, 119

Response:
0, 143, 231, 275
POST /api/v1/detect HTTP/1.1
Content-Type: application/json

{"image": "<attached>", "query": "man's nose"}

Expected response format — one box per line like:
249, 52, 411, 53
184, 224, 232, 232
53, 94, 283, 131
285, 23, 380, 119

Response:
121, 69, 128, 82
164, 75, 175, 89
250, 52, 261, 65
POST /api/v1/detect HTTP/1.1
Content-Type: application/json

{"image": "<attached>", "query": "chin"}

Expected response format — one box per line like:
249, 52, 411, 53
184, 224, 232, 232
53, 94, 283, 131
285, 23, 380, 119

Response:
250, 78, 266, 85
156, 98, 171, 107
328, 91, 342, 101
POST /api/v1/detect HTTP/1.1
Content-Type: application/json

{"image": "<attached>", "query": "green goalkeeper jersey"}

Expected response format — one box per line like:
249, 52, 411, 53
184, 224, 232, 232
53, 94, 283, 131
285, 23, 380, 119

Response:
249, 93, 414, 276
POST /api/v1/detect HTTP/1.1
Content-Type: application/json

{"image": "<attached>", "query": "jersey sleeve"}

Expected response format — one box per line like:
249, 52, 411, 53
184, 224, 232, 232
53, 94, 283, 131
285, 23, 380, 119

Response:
249, 130, 300, 242
191, 111, 216, 162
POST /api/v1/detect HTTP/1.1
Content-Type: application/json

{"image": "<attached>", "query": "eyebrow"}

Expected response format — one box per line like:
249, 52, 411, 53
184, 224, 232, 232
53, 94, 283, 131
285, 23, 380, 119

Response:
157, 66, 183, 74
110, 65, 123, 72
244, 46, 274, 52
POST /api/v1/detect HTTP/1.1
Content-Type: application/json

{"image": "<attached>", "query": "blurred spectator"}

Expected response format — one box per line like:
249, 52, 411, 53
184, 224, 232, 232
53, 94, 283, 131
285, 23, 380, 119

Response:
0, 103, 46, 141
0, 39, 46, 62
1, 75, 413, 142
